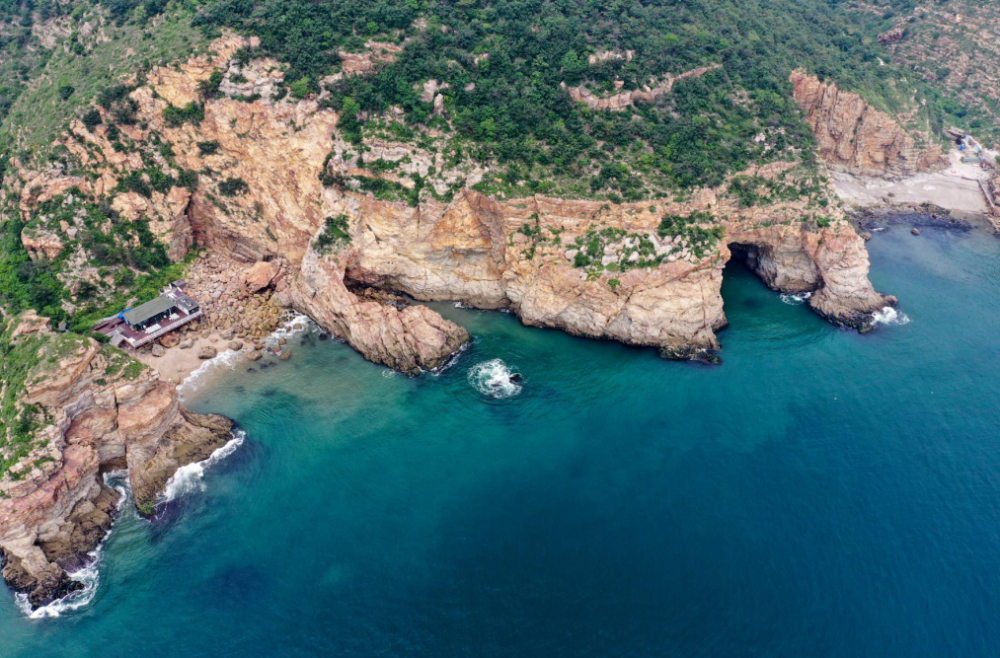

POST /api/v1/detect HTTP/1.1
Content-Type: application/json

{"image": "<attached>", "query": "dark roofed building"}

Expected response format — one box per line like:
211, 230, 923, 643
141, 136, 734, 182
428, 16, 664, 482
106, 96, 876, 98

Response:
96, 284, 204, 349
122, 295, 178, 330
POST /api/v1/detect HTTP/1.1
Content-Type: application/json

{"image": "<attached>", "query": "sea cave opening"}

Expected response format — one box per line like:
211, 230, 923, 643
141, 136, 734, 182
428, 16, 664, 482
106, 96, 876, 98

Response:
720, 242, 784, 322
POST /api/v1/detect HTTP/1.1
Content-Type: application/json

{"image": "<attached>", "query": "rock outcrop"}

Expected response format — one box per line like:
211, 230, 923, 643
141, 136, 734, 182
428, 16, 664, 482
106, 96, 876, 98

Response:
292, 246, 470, 374
0, 313, 233, 610
790, 70, 947, 178
13, 38, 896, 375
565, 64, 721, 112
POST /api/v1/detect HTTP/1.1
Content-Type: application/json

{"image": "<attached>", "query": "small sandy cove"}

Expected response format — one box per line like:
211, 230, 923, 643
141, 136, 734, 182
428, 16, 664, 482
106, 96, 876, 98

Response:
834, 148, 995, 215
135, 334, 234, 386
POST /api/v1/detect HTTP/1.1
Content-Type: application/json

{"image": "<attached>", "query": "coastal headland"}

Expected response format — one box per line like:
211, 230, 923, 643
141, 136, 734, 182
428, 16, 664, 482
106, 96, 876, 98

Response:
2, 34, 994, 613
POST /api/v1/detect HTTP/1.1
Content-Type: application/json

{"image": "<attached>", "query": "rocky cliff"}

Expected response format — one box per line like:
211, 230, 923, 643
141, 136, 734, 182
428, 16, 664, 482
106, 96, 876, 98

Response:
0, 312, 232, 609
790, 70, 947, 178
12, 38, 895, 373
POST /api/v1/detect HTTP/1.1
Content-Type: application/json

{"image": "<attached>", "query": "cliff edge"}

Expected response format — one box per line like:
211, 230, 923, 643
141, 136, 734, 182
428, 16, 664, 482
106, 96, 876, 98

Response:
0, 312, 233, 610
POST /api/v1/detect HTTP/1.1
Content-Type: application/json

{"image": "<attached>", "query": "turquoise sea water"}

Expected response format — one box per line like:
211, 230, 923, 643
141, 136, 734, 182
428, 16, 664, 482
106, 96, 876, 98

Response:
3, 224, 1000, 656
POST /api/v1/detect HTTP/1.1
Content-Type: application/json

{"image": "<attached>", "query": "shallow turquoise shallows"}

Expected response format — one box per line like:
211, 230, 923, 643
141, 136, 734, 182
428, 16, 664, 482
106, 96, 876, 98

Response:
3, 223, 1000, 657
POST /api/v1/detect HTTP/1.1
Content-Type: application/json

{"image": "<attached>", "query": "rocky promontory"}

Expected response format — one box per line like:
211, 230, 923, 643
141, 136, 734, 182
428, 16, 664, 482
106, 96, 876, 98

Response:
0, 312, 232, 610
7, 37, 897, 373
790, 70, 947, 179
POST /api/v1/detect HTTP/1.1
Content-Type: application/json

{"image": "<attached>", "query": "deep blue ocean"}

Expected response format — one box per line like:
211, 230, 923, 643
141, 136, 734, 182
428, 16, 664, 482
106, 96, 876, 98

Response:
3, 223, 1000, 657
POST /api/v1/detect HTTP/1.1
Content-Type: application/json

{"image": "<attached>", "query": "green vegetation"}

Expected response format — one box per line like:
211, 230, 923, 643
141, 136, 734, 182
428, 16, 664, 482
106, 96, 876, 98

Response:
162, 101, 205, 127
727, 169, 829, 209
314, 214, 352, 253
0, 316, 109, 478
0, 2, 206, 156
162, 0, 942, 198
197, 140, 221, 155
0, 187, 196, 332
658, 211, 726, 259
218, 177, 249, 196
570, 226, 669, 273
101, 344, 146, 380
0, 317, 45, 478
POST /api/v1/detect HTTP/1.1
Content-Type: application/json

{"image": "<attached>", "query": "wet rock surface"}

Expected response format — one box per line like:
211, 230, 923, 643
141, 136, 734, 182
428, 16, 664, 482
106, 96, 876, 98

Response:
0, 314, 232, 610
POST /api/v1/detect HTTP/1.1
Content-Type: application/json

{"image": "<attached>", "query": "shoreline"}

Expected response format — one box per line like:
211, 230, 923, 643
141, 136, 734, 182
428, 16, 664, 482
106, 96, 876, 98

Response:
135, 334, 233, 386
137, 311, 313, 395
833, 148, 997, 226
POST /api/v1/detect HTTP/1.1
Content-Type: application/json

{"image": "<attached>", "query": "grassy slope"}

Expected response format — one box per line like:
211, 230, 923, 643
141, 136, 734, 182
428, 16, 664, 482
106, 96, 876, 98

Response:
850, 0, 1000, 145
2, 5, 205, 156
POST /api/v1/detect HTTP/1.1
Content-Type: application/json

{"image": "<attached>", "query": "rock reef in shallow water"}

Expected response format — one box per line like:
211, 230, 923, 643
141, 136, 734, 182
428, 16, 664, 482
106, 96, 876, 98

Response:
0, 312, 232, 610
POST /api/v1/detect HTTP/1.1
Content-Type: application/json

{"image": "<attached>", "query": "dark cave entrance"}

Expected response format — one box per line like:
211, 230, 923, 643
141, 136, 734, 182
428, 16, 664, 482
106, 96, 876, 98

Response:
720, 242, 783, 321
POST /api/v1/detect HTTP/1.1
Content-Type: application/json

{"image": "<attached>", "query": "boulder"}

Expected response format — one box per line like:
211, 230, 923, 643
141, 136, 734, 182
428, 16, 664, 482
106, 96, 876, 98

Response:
159, 333, 180, 349
228, 340, 244, 351
243, 261, 282, 293
246, 350, 263, 361
151, 344, 166, 358
280, 350, 292, 360
178, 339, 194, 349
197, 346, 218, 360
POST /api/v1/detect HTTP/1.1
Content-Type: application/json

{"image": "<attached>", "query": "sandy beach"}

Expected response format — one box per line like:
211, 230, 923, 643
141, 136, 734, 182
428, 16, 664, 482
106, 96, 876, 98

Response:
135, 334, 239, 385
834, 148, 994, 215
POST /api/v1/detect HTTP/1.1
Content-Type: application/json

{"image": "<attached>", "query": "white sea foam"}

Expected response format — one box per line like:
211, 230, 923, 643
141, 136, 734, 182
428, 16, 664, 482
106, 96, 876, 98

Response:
780, 291, 813, 305
159, 430, 246, 504
872, 306, 911, 326
264, 311, 314, 348
178, 347, 243, 400
179, 312, 315, 400
16, 471, 130, 619
468, 359, 522, 399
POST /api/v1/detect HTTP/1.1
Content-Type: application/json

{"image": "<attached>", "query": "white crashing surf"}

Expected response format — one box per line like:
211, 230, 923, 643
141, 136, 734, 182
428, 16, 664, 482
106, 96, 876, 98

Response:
872, 306, 911, 326
780, 291, 813, 306
468, 359, 523, 399
264, 311, 314, 349
179, 312, 315, 400
178, 346, 243, 400
159, 430, 246, 504
16, 471, 131, 619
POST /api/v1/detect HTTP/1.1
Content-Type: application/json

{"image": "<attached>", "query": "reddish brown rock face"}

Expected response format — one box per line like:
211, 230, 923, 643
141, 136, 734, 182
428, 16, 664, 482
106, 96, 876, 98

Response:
790, 70, 947, 178
13, 39, 895, 375
0, 314, 233, 610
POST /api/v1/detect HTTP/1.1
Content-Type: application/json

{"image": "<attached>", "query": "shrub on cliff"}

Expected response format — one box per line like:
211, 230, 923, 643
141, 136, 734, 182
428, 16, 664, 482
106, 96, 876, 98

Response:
162, 101, 204, 127
314, 215, 352, 253
658, 211, 726, 259
81, 108, 102, 129
197, 140, 221, 155
218, 177, 249, 196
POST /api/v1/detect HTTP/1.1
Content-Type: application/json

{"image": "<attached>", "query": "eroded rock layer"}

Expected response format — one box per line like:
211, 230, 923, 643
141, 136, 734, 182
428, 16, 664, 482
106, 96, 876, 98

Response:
12, 38, 896, 372
790, 70, 947, 178
0, 313, 232, 609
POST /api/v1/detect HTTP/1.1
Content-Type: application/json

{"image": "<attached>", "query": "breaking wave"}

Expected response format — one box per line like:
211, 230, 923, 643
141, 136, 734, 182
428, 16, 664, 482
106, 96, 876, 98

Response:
468, 359, 523, 399
179, 312, 314, 400
16, 471, 130, 619
872, 306, 911, 326
179, 347, 243, 399
780, 291, 813, 305
264, 312, 313, 349
159, 430, 246, 504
